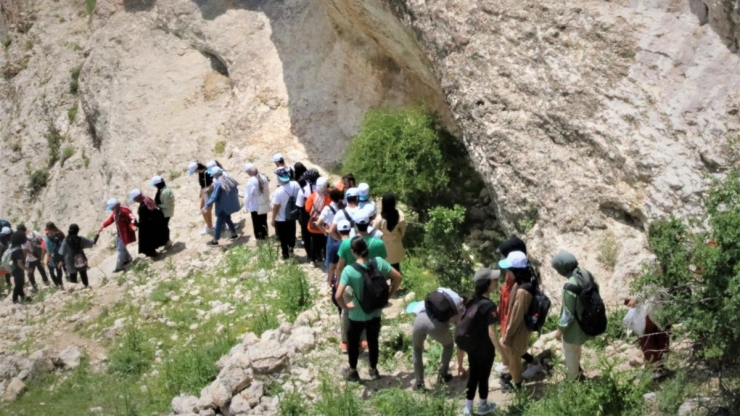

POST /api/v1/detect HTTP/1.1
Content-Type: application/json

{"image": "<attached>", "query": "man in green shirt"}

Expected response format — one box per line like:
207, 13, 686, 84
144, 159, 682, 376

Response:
551, 251, 595, 380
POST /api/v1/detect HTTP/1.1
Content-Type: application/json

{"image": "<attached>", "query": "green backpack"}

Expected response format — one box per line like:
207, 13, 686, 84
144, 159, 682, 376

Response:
1, 247, 20, 273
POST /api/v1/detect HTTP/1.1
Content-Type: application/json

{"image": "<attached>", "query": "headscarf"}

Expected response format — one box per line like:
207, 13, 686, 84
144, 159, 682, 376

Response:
135, 194, 159, 211
218, 174, 238, 193
294, 163, 307, 186
154, 181, 166, 205
381, 193, 400, 232
67, 224, 83, 253
498, 236, 527, 257
551, 251, 579, 277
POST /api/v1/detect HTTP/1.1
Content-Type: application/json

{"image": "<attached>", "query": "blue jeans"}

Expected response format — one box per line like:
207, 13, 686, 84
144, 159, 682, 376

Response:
325, 235, 336, 271
214, 211, 236, 240
116, 237, 132, 270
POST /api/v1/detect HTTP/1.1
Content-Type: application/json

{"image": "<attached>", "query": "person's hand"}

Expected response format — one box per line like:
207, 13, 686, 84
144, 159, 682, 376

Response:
458, 366, 467, 377
97, 226, 103, 234
271, 219, 276, 227
346, 302, 355, 310
555, 329, 562, 341
626, 297, 637, 308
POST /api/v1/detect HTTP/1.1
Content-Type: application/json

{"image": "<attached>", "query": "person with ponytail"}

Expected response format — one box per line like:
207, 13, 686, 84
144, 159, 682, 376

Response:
335, 236, 402, 382
373, 193, 406, 272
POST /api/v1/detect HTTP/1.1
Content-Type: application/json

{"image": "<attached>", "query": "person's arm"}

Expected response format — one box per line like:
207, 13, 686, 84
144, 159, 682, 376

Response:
329, 222, 341, 241
83, 238, 96, 249
16, 252, 28, 271
398, 219, 408, 239
336, 258, 347, 283
327, 263, 337, 286
97, 213, 113, 233
244, 181, 252, 212
489, 324, 500, 349
335, 283, 348, 310
387, 266, 402, 299
556, 286, 577, 341
204, 183, 220, 212
456, 348, 465, 376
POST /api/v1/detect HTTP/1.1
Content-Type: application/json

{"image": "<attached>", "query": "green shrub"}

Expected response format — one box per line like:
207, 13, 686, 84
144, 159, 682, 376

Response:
159, 332, 235, 396
422, 205, 474, 294
45, 123, 64, 167
85, 0, 97, 15
108, 321, 153, 376
70, 66, 81, 94
250, 306, 279, 336
149, 280, 181, 304
278, 391, 309, 416
597, 231, 619, 271
313, 374, 368, 416
214, 140, 226, 155
61, 145, 75, 166
81, 149, 90, 168
371, 388, 458, 416
67, 103, 78, 123
29, 169, 49, 198
275, 263, 312, 319
398, 254, 439, 298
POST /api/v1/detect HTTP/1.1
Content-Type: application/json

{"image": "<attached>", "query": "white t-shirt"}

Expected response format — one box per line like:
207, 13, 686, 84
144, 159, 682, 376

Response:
319, 202, 339, 226
296, 184, 315, 208
244, 174, 270, 214
272, 181, 300, 222
350, 226, 383, 239
331, 206, 361, 225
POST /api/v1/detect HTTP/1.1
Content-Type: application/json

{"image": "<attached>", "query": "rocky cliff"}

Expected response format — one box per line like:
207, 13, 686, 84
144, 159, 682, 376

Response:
1, 0, 738, 300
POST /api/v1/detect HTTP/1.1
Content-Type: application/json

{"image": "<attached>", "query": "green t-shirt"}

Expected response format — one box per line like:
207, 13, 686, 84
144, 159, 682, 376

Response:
340, 257, 393, 321
337, 236, 387, 265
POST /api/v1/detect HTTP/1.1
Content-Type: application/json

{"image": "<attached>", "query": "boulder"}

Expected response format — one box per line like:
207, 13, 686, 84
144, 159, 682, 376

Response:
241, 333, 259, 347
54, 346, 82, 369
171, 394, 199, 414
240, 381, 264, 408
216, 352, 253, 394
228, 393, 252, 415
286, 327, 316, 355
28, 348, 53, 379
247, 341, 289, 374
208, 380, 232, 409
0, 355, 28, 381
4, 377, 25, 402
294, 310, 318, 327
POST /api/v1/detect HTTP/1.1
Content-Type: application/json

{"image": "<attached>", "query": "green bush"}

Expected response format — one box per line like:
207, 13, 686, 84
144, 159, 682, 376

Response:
85, 0, 96, 15
275, 263, 312, 319
159, 332, 235, 396
422, 205, 474, 294
108, 321, 153, 376
313, 375, 368, 416
67, 103, 78, 124
371, 388, 458, 416
45, 123, 64, 167
70, 66, 81, 94
398, 254, 439, 298
278, 391, 309, 416
29, 169, 50, 198
250, 306, 279, 336
214, 140, 226, 155
61, 145, 75, 166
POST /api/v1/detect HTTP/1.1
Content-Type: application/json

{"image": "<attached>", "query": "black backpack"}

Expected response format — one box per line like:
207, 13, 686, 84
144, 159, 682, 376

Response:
425, 291, 457, 323
284, 185, 300, 221
351, 259, 389, 314
520, 283, 551, 332
51, 235, 65, 264
454, 300, 483, 352
564, 269, 607, 336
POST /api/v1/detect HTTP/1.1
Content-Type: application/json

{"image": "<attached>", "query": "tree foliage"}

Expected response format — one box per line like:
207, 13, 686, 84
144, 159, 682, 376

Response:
422, 205, 474, 294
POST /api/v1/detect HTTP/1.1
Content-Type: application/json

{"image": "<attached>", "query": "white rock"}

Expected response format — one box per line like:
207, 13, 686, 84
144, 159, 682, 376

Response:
54, 346, 82, 369
4, 377, 25, 401
171, 394, 198, 414
216, 352, 253, 395
247, 341, 289, 374
643, 392, 657, 404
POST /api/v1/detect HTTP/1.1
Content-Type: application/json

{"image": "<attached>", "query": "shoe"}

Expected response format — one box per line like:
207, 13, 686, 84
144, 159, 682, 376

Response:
112, 268, 124, 273
29, 286, 38, 294
462, 407, 473, 416
478, 402, 497, 415
522, 363, 543, 380
651, 368, 674, 381
360, 341, 368, 351
206, 240, 219, 246
340, 342, 348, 354
369, 368, 381, 381
343, 368, 360, 382
201, 227, 213, 235
438, 373, 453, 383
495, 364, 509, 374
229, 234, 239, 241
500, 373, 512, 383
501, 380, 515, 393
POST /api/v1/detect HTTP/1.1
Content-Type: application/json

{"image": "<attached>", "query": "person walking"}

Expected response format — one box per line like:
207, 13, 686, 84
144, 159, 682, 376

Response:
335, 236, 402, 382
0, 226, 12, 293
372, 193, 406, 272
328, 187, 362, 241
152, 175, 175, 248
243, 163, 271, 241
271, 167, 301, 259
305, 177, 329, 266
296, 168, 318, 254
412, 288, 466, 390
60, 224, 97, 288
189, 161, 216, 235
460, 268, 501, 416
43, 222, 66, 289
498, 251, 534, 393
129, 189, 168, 257
97, 199, 136, 273
272, 154, 295, 180
327, 219, 352, 343
17, 223, 50, 292
357, 183, 376, 212
7, 231, 30, 303
203, 167, 240, 246
318, 188, 344, 271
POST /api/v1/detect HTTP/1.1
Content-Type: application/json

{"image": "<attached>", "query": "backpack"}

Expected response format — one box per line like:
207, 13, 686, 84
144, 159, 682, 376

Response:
341, 209, 356, 230
564, 269, 607, 337
51, 235, 65, 264
284, 184, 300, 221
351, 259, 390, 314
520, 283, 551, 332
454, 300, 483, 352
1, 247, 20, 273
425, 291, 457, 323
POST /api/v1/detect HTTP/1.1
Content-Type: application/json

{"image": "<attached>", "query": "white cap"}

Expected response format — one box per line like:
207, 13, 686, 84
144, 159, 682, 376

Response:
354, 210, 370, 225
338, 220, 352, 232
208, 167, 224, 176
346, 187, 360, 198
188, 162, 198, 176
243, 163, 255, 173
498, 251, 529, 269
272, 153, 284, 163
106, 198, 120, 210
0, 227, 10, 236
358, 183, 370, 201
206, 160, 218, 169
316, 177, 328, 190
129, 189, 142, 201
150, 175, 163, 186
361, 202, 377, 219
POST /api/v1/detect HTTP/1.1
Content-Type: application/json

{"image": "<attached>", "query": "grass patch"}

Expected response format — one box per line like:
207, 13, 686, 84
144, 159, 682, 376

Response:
85, 0, 97, 16
372, 388, 458, 416
69, 66, 81, 94
45, 123, 64, 167
313, 374, 368, 416
108, 320, 153, 376
29, 169, 50, 199
275, 262, 312, 319
214, 140, 226, 155
597, 231, 619, 271
169, 170, 182, 181
81, 149, 90, 168
67, 102, 78, 123
149, 280, 181, 304
61, 145, 75, 166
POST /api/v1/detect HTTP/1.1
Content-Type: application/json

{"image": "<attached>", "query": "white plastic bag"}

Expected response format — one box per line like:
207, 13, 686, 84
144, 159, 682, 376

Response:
622, 305, 649, 337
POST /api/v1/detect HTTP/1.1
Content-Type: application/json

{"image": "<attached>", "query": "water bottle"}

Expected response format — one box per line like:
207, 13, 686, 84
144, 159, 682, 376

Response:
530, 312, 539, 327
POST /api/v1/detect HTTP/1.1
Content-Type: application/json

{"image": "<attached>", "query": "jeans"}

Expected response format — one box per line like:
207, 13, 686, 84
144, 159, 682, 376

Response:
214, 211, 236, 241
348, 317, 382, 370
413, 312, 454, 386
274, 220, 296, 259
47, 263, 65, 287
466, 349, 495, 400
325, 236, 336, 270
26, 259, 49, 287
250, 211, 268, 240
70, 269, 89, 287
116, 237, 132, 271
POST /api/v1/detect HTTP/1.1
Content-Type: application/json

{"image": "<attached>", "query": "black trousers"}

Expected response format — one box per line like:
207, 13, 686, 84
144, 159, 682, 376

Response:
27, 259, 49, 286
70, 269, 89, 287
467, 349, 495, 400
12, 272, 25, 303
47, 264, 64, 287
298, 210, 311, 254
274, 220, 296, 259
348, 317, 381, 370
250, 211, 268, 240
308, 232, 327, 263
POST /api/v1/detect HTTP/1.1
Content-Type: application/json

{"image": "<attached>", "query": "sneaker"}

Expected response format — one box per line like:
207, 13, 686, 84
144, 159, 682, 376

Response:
500, 373, 512, 383
651, 368, 675, 381
369, 368, 381, 381
206, 240, 219, 247
112, 268, 125, 273
462, 407, 473, 416
340, 342, 348, 354
501, 380, 515, 394
342, 368, 360, 382
495, 364, 509, 374
229, 234, 239, 241
522, 363, 544, 380
201, 227, 213, 235
29, 286, 38, 294
478, 402, 497, 415
414, 383, 425, 391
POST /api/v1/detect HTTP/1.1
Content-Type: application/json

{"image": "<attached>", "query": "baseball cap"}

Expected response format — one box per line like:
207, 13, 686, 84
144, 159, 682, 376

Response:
358, 183, 370, 201
187, 162, 198, 176
150, 175, 163, 186
338, 219, 352, 232
128, 189, 142, 202
106, 198, 120, 211
275, 167, 290, 182
0, 227, 10, 236
346, 187, 360, 198
474, 268, 501, 282
354, 210, 370, 225
208, 167, 224, 176
316, 177, 328, 190
498, 251, 528, 269
243, 163, 255, 173
206, 160, 218, 169
361, 202, 377, 219
272, 153, 284, 163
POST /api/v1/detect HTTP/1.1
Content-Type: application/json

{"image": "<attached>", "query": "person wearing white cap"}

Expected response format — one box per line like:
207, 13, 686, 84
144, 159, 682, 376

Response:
97, 198, 137, 272
129, 189, 168, 258
357, 183, 376, 212
349, 204, 383, 240
271, 167, 301, 259
304, 176, 330, 266
272, 153, 294, 180
202, 167, 241, 246
151, 175, 175, 248
327, 218, 353, 352
243, 163, 271, 240
189, 161, 215, 235
328, 187, 362, 241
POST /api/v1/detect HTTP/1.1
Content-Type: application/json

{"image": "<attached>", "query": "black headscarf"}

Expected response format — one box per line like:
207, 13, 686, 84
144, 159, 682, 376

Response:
498, 236, 527, 257
67, 224, 83, 253
381, 193, 400, 232
155, 180, 166, 205
294, 163, 307, 186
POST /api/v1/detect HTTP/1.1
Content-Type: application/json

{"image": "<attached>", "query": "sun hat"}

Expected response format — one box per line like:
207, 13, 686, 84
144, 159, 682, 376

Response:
338, 219, 352, 233
498, 251, 528, 269
150, 175, 164, 186
358, 183, 370, 202
272, 153, 284, 163
346, 187, 360, 198
106, 198, 120, 211
243, 163, 255, 173
208, 167, 224, 177
275, 167, 291, 182
473, 268, 501, 282
188, 162, 198, 176
128, 189, 142, 202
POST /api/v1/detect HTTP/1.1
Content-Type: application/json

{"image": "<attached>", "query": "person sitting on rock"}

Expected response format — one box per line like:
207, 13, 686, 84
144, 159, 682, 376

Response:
97, 198, 136, 273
